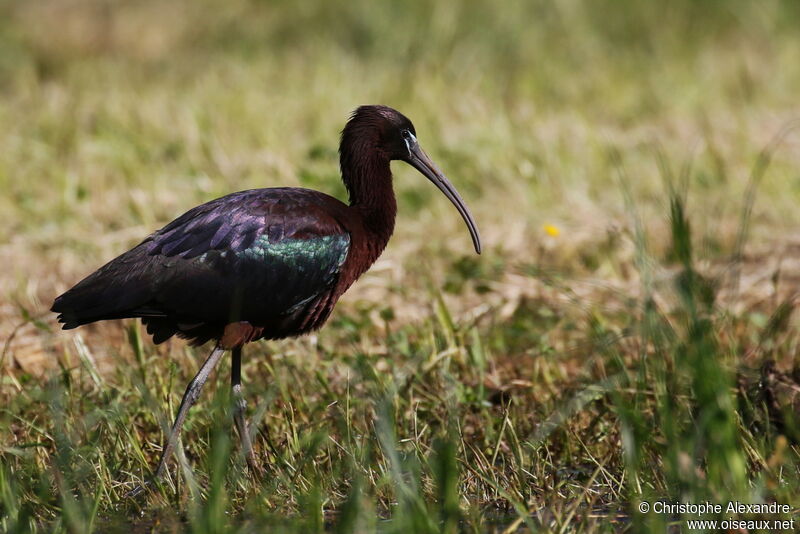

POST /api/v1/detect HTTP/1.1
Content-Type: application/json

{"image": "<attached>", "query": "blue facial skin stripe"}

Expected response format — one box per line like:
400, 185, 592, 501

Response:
404, 131, 417, 158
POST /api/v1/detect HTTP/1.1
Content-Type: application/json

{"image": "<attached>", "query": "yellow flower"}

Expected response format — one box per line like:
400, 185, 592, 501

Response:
543, 224, 560, 237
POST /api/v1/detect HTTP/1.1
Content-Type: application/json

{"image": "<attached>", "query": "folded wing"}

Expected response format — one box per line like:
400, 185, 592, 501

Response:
52, 188, 351, 343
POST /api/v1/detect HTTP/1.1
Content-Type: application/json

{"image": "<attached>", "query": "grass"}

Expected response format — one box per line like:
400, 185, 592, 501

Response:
2, 0, 800, 532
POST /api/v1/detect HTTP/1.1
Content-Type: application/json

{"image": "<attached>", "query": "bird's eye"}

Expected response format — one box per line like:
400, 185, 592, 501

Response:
401, 130, 411, 140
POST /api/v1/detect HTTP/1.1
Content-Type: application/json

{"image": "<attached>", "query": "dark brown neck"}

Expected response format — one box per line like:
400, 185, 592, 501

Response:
341, 151, 397, 260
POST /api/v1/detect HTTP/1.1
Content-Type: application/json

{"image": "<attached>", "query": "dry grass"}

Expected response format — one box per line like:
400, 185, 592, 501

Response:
2, 1, 800, 532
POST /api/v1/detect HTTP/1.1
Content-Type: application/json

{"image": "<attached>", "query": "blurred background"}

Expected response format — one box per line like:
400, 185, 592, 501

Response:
2, 0, 800, 372
1, 1, 800, 531
2, 0, 800, 332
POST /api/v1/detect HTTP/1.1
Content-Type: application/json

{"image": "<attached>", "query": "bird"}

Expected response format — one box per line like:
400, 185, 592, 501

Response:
51, 105, 481, 495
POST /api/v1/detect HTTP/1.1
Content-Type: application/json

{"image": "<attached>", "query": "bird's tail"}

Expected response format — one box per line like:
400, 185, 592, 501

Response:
51, 256, 159, 329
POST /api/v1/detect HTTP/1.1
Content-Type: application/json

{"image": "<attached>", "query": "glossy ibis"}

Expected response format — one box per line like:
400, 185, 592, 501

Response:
51, 105, 481, 494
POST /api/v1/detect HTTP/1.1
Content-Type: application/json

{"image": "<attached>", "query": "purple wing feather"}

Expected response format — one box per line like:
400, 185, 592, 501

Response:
52, 188, 352, 343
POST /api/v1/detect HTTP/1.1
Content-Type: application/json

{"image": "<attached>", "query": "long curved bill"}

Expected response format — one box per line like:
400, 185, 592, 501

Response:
405, 141, 482, 254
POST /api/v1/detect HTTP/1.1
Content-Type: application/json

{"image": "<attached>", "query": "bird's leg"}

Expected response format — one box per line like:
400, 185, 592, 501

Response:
230, 345, 258, 471
153, 344, 226, 479
127, 343, 226, 497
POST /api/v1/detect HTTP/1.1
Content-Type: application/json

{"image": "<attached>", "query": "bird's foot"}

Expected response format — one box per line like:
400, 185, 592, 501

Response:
124, 479, 154, 498
244, 449, 265, 479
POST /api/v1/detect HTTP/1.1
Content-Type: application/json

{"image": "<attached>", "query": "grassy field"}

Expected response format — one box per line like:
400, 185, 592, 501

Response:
2, 0, 800, 532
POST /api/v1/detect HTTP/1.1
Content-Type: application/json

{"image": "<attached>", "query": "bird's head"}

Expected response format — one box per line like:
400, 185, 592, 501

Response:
341, 105, 482, 254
